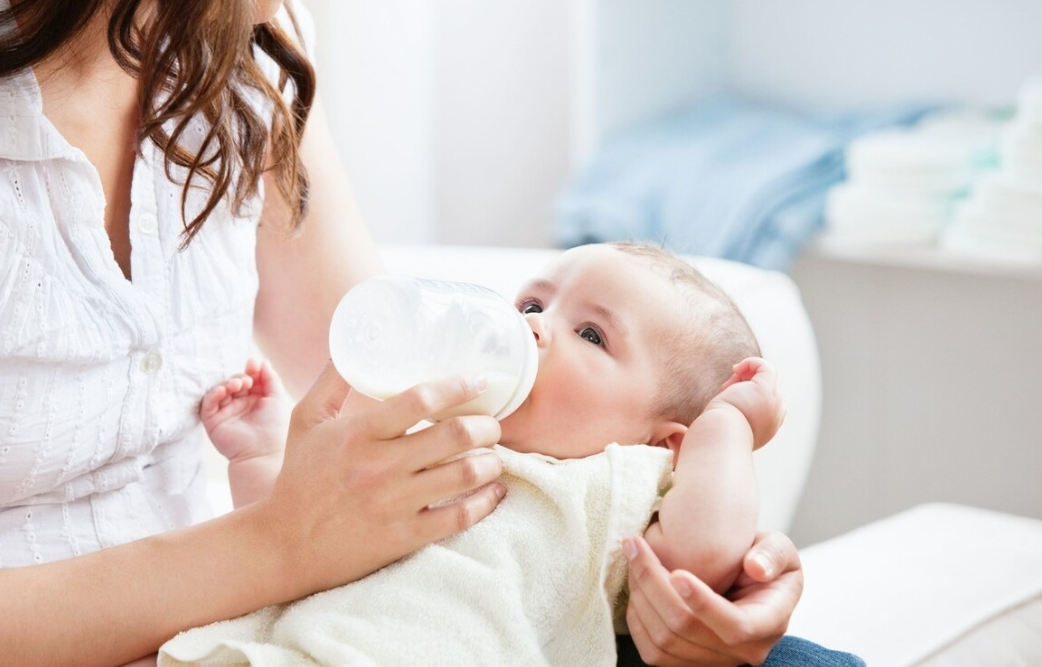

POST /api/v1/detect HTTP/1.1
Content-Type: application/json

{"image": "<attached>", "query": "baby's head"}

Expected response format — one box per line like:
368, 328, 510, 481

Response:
498, 242, 760, 460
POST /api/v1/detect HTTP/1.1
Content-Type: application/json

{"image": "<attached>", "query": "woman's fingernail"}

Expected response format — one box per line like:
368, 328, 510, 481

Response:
672, 579, 693, 599
752, 552, 773, 577
622, 538, 638, 561
494, 483, 507, 500
471, 375, 488, 392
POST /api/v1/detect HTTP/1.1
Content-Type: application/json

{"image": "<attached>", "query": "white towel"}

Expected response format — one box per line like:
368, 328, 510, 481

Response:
159, 444, 674, 667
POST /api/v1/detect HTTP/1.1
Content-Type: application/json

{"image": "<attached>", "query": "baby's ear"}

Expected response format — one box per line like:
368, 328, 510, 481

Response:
648, 421, 687, 466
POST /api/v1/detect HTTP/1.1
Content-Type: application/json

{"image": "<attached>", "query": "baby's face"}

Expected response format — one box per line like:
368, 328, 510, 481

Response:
497, 245, 681, 459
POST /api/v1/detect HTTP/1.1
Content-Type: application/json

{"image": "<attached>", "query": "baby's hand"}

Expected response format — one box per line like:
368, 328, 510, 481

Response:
201, 358, 289, 464
709, 357, 785, 450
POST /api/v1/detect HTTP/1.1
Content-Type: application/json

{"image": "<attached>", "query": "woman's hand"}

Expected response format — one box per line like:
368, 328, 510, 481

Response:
623, 531, 803, 667
257, 362, 507, 598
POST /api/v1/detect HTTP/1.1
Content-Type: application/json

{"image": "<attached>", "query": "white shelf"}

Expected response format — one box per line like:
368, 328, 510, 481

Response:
806, 237, 1042, 282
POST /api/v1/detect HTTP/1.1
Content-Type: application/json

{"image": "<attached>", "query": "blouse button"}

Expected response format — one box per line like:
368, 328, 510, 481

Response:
136, 212, 159, 234
140, 351, 163, 375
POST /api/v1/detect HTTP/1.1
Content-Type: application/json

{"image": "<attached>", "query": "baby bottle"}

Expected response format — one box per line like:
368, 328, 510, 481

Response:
329, 275, 538, 421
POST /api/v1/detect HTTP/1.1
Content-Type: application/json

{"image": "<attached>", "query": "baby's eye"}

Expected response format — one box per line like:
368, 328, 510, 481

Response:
578, 327, 603, 346
520, 302, 543, 314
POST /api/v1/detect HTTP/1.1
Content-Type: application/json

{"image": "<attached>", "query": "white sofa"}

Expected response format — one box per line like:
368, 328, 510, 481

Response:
208, 243, 1042, 665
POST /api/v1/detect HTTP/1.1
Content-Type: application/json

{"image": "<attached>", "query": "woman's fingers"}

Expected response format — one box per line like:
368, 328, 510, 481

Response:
741, 530, 802, 584
626, 583, 734, 667
419, 480, 507, 541
360, 376, 491, 440
665, 570, 754, 646
400, 414, 501, 470
298, 368, 495, 449
626, 587, 707, 667
625, 537, 712, 648
408, 448, 504, 505
667, 568, 791, 665
624, 535, 781, 667
266, 367, 508, 595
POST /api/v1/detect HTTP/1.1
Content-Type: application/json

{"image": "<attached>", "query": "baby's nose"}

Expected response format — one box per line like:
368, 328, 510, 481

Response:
523, 312, 546, 344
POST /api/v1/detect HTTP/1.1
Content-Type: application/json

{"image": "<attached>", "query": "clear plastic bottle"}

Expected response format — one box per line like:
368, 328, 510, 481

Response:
329, 275, 538, 420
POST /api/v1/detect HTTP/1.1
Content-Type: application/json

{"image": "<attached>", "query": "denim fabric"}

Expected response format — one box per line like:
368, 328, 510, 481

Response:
615, 634, 866, 667
761, 636, 866, 667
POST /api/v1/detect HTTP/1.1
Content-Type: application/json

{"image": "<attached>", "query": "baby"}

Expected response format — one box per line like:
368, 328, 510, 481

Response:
160, 242, 783, 667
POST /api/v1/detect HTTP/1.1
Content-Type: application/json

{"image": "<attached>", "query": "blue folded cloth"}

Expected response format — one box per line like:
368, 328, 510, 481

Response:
555, 97, 933, 270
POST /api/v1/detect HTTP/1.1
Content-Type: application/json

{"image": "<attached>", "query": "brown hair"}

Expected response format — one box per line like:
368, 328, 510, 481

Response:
0, 0, 315, 247
608, 241, 761, 426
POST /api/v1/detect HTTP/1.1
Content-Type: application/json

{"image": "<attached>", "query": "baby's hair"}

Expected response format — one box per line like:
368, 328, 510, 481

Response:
607, 242, 761, 426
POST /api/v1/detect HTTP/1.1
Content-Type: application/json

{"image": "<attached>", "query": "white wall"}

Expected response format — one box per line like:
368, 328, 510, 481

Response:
307, 0, 437, 244
727, 0, 1042, 111
432, 0, 570, 247
308, 0, 570, 248
581, 0, 1042, 124
575, 0, 728, 164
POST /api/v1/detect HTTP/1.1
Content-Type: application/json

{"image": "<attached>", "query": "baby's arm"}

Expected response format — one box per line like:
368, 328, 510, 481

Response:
201, 359, 289, 508
643, 358, 784, 594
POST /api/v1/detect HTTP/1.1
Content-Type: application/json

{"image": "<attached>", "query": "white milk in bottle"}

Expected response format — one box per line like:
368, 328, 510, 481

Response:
329, 275, 538, 421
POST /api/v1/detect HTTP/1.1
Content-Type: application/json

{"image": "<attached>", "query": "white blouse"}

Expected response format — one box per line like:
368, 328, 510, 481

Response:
0, 2, 310, 568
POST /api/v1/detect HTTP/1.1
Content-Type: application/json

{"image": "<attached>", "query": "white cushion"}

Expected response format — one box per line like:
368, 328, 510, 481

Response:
789, 503, 1042, 666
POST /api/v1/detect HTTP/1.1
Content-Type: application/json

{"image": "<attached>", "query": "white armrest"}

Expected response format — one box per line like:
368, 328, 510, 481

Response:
789, 503, 1042, 666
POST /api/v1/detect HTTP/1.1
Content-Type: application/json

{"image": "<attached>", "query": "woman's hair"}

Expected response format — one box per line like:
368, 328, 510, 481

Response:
0, 0, 315, 247
608, 241, 762, 426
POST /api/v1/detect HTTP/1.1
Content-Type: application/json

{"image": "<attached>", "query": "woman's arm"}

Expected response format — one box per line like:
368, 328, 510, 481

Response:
0, 366, 506, 667
253, 94, 385, 397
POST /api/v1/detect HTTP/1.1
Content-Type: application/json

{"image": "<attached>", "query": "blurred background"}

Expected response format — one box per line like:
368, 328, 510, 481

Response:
306, 0, 1042, 546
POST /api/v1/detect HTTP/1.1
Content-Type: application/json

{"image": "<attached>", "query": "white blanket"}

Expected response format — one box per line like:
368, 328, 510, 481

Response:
159, 444, 674, 667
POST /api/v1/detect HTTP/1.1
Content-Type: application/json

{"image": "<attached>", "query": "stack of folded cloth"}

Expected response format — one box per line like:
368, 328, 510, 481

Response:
942, 78, 1042, 262
823, 109, 1006, 246
554, 97, 930, 271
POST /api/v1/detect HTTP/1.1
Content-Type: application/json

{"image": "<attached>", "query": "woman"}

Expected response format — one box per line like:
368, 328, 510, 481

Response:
0, 1, 804, 665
